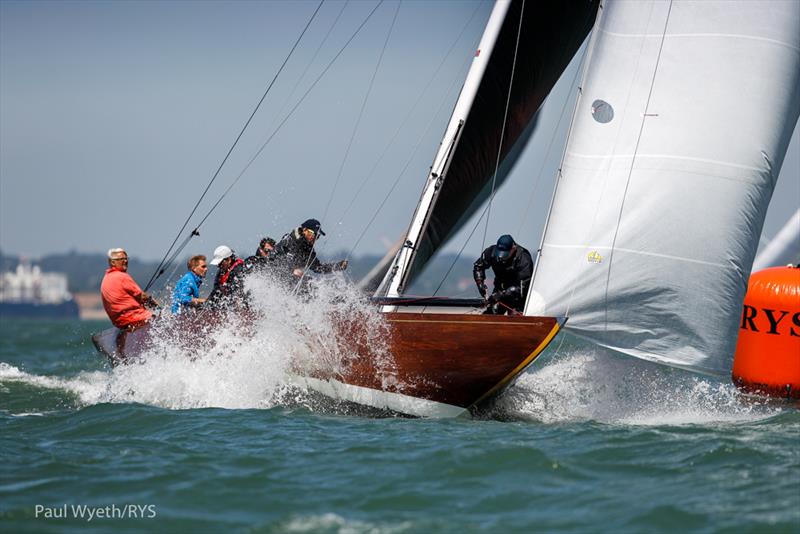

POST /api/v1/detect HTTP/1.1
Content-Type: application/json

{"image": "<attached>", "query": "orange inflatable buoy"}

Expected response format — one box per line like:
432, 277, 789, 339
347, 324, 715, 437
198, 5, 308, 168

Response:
732, 265, 800, 399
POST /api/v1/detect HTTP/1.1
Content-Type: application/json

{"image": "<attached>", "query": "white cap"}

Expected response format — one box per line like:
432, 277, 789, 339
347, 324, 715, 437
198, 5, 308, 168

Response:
210, 245, 233, 266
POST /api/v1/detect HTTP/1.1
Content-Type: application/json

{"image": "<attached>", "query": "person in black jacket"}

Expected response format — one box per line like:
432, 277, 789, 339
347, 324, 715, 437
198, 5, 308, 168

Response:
206, 245, 248, 308
273, 219, 347, 287
473, 235, 533, 315
244, 237, 276, 274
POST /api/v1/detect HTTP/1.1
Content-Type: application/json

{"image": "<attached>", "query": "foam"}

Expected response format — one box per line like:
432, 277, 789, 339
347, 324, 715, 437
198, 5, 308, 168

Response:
281, 512, 413, 534
2, 273, 390, 412
0, 362, 109, 405
493, 346, 783, 425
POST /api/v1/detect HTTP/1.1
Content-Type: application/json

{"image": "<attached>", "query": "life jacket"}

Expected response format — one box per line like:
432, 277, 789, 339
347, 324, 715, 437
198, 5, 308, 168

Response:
219, 258, 244, 286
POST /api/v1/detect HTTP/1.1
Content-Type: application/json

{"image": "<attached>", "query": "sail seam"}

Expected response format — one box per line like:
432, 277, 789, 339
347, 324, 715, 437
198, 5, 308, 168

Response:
563, 152, 763, 173
540, 243, 731, 269
598, 29, 800, 53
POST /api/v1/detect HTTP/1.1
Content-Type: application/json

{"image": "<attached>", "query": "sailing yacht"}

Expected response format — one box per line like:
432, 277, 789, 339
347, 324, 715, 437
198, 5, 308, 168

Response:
94, 0, 800, 417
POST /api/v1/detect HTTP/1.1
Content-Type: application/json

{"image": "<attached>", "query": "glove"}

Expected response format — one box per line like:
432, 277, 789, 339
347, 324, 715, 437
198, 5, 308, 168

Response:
487, 292, 500, 305
335, 260, 348, 271
143, 293, 160, 309
477, 282, 488, 299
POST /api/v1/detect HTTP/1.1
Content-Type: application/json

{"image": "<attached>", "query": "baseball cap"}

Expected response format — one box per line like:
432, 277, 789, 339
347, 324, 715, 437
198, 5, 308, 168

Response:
493, 235, 515, 260
300, 218, 326, 236
210, 245, 233, 266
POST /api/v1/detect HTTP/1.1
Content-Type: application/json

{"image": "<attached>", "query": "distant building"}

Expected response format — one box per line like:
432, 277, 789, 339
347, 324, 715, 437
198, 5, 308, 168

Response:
0, 263, 79, 318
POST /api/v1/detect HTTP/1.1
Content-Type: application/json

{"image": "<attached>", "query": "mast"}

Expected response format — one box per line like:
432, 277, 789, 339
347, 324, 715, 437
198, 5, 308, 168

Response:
381, 0, 512, 306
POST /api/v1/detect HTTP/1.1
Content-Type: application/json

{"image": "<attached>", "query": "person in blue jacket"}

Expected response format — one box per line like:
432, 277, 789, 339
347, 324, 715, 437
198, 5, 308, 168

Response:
171, 255, 208, 313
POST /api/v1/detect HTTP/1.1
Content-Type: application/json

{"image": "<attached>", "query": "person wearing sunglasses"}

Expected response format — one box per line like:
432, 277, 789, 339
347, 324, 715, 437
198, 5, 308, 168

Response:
273, 218, 348, 283
100, 247, 159, 329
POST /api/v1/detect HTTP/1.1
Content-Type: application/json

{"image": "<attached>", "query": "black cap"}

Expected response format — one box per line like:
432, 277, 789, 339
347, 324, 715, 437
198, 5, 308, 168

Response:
493, 234, 515, 260
300, 219, 326, 236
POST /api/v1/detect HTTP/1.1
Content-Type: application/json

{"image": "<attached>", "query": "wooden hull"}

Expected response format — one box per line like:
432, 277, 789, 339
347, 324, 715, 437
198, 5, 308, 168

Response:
92, 311, 564, 417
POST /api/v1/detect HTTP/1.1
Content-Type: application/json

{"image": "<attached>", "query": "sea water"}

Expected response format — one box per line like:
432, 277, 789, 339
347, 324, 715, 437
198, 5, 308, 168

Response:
1, 276, 798, 533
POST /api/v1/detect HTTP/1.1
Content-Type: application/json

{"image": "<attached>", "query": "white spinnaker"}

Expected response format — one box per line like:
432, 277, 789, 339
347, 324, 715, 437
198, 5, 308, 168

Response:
528, 0, 800, 376
752, 208, 800, 271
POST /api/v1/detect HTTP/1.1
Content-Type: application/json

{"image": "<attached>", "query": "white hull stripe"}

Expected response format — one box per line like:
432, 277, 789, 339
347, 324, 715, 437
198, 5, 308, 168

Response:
294, 376, 467, 419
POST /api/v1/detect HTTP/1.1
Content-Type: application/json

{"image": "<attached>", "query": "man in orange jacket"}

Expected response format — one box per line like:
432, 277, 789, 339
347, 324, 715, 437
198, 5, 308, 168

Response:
100, 248, 158, 329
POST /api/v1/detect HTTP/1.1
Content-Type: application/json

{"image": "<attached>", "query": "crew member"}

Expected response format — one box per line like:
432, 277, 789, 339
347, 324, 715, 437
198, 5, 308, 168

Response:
473, 235, 533, 315
171, 255, 208, 313
100, 248, 159, 329
244, 237, 276, 273
206, 245, 247, 307
273, 219, 347, 283
256, 237, 276, 258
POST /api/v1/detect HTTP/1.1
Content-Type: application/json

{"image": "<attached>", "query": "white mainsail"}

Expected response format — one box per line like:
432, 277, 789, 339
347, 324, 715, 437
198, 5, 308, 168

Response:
529, 0, 800, 375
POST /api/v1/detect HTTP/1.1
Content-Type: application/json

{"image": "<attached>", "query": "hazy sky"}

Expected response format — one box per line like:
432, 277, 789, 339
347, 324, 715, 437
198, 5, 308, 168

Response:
1, 0, 798, 265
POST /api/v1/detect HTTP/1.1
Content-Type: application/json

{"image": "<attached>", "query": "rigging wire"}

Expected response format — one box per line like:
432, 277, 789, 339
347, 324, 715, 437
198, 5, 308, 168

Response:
144, 0, 325, 292
526, 4, 608, 365
333, 0, 485, 231
191, 0, 385, 233
515, 42, 589, 237
147, 0, 384, 289
430, 201, 492, 297
479, 0, 525, 252
321, 0, 401, 225
272, 1, 350, 128
344, 46, 477, 261
294, 0, 398, 294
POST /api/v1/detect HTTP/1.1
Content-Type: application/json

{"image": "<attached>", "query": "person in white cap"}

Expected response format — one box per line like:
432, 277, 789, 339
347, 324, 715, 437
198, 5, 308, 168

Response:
206, 245, 247, 307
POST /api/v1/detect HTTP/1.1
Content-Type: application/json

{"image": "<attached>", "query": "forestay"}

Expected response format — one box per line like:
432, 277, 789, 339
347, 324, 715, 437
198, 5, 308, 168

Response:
529, 0, 800, 375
